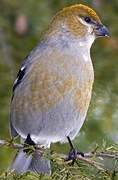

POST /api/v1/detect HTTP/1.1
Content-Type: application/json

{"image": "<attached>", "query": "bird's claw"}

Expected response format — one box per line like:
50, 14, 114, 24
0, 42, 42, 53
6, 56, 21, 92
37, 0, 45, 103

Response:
24, 134, 35, 153
67, 136, 84, 164
68, 147, 77, 165
77, 151, 84, 157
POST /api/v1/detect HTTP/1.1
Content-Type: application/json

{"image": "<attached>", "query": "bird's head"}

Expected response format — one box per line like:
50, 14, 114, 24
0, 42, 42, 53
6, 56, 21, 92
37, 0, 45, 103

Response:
42, 4, 109, 45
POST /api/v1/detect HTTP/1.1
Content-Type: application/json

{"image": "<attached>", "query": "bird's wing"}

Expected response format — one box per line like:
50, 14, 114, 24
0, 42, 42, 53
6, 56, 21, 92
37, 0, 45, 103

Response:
11, 42, 77, 112
10, 42, 77, 136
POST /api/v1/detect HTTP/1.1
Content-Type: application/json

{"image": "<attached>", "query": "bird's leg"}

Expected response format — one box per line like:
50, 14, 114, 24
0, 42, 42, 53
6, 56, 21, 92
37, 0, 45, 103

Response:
67, 136, 77, 165
67, 136, 84, 165
23, 134, 35, 153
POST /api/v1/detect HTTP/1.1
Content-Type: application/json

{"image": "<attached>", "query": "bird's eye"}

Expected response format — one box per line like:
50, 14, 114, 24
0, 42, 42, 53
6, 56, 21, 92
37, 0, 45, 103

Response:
84, 17, 91, 23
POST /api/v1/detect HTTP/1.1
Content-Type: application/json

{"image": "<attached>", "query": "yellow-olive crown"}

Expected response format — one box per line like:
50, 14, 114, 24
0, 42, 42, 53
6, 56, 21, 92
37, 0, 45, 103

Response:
42, 4, 106, 40
53, 4, 101, 23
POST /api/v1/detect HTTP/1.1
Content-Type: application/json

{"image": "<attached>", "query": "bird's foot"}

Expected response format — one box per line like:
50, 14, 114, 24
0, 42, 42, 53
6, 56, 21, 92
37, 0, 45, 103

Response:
77, 151, 84, 157
67, 136, 84, 165
23, 134, 35, 153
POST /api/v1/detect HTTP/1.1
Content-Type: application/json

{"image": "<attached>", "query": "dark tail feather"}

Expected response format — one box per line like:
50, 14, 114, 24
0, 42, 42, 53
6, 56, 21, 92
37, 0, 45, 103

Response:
28, 152, 51, 174
10, 150, 50, 174
10, 151, 32, 173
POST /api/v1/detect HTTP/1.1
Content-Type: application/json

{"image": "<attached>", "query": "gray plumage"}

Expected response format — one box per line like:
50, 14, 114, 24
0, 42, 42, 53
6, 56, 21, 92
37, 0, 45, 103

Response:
9, 4, 109, 175
10, 151, 50, 174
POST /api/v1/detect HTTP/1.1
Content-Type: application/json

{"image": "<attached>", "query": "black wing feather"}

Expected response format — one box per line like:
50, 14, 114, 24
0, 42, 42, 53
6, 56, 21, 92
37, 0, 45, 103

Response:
13, 67, 26, 92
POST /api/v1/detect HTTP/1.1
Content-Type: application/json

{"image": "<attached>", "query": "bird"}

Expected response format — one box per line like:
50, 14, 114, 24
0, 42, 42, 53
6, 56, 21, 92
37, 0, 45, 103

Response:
10, 4, 109, 174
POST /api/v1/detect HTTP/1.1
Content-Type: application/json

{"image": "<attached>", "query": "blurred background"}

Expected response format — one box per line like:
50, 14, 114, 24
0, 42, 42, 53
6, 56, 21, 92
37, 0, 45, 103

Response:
0, 0, 117, 171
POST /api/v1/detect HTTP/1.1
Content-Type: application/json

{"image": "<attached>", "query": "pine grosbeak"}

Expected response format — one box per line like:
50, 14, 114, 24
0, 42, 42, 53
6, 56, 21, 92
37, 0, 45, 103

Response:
10, 4, 109, 174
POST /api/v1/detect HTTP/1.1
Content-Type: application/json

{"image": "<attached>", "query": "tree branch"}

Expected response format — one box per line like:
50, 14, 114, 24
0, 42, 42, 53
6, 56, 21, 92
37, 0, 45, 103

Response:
0, 139, 117, 172
0, 140, 116, 159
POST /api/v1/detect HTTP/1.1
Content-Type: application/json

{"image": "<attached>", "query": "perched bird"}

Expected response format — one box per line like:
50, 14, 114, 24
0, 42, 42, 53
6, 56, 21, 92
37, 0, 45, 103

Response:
10, 4, 109, 174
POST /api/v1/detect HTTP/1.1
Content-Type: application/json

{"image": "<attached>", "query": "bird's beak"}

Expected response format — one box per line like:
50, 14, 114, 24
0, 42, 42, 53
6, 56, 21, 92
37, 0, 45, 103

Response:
94, 24, 109, 37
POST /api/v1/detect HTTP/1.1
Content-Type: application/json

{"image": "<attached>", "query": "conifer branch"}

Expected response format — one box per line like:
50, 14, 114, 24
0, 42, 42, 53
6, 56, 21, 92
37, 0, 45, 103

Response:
0, 139, 118, 173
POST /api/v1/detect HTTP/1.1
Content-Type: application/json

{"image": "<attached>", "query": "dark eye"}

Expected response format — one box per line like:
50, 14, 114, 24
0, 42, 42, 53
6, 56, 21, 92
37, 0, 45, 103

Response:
84, 17, 91, 23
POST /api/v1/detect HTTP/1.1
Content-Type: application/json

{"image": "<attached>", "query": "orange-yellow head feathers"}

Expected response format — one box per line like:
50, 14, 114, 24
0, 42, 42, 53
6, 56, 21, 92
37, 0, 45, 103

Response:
42, 4, 109, 40
54, 4, 101, 24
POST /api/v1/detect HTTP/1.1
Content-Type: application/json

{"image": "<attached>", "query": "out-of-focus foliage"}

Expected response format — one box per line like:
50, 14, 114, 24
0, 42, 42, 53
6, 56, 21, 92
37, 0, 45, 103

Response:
0, 0, 118, 178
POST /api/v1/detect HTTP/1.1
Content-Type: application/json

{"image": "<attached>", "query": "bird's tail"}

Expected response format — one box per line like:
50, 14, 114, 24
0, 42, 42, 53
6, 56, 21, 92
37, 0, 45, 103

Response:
10, 150, 50, 174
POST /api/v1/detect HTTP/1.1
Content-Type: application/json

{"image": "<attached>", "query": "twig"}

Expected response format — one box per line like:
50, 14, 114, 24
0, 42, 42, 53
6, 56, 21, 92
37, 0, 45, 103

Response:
77, 155, 104, 171
84, 152, 117, 159
58, 153, 104, 171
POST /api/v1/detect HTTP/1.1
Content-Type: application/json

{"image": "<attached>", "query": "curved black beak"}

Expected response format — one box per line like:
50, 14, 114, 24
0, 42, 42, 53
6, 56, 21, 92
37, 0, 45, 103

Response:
94, 24, 109, 37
